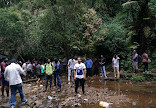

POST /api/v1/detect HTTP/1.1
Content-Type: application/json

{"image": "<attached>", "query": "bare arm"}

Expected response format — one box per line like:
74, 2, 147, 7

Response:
84, 68, 86, 79
4, 68, 8, 81
74, 69, 76, 80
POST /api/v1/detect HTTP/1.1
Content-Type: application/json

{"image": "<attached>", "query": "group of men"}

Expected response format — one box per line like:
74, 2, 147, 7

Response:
0, 50, 150, 108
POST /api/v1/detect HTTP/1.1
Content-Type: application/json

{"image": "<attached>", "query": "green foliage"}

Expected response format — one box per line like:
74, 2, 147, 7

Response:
94, 19, 129, 59
0, 8, 25, 56
131, 76, 145, 82
0, 0, 155, 64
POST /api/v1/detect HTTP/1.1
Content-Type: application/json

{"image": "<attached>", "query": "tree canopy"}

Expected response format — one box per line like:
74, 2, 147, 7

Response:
0, 0, 155, 62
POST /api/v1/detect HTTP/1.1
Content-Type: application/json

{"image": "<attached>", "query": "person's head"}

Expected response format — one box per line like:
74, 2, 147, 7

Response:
54, 58, 58, 63
75, 56, 78, 60
114, 54, 118, 59
114, 54, 117, 59
133, 50, 137, 54
86, 57, 90, 60
77, 57, 82, 64
71, 55, 74, 59
3, 57, 8, 62
27, 60, 30, 63
101, 55, 103, 58
47, 59, 51, 63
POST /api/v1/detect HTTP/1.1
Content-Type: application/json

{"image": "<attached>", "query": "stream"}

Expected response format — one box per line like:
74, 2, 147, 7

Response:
0, 76, 156, 108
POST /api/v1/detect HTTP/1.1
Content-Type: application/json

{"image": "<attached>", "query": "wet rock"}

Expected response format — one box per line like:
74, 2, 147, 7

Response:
77, 94, 81, 98
132, 102, 137, 106
48, 96, 53, 100
40, 85, 43, 87
74, 103, 81, 107
84, 99, 88, 102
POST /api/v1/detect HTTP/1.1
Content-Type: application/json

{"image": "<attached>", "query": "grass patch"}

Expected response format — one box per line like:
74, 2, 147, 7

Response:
130, 76, 145, 82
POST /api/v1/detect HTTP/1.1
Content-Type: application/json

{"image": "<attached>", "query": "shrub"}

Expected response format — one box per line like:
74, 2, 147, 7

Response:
130, 76, 145, 82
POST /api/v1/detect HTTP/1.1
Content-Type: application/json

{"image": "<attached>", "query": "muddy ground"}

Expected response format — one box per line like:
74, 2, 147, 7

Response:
0, 76, 130, 108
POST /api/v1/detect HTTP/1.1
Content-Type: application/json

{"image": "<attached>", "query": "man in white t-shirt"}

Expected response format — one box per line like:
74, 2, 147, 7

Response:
74, 57, 86, 95
112, 55, 120, 78
68, 57, 76, 84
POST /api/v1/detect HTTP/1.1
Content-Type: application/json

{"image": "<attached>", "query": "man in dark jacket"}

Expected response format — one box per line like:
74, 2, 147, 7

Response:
53, 58, 62, 92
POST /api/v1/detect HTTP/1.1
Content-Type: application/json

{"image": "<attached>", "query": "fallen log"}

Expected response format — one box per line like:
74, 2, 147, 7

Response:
23, 79, 38, 83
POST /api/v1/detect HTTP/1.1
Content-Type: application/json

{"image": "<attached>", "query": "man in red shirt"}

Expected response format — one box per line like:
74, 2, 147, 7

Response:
1, 57, 9, 97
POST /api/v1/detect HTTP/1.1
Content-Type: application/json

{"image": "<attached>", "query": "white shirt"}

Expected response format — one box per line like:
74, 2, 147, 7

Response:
68, 59, 76, 69
22, 63, 27, 73
74, 63, 86, 79
4, 63, 24, 85
112, 57, 119, 67
27, 63, 32, 72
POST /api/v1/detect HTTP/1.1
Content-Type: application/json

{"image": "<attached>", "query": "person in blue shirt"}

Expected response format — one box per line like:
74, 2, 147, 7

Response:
53, 58, 62, 92
85, 57, 93, 77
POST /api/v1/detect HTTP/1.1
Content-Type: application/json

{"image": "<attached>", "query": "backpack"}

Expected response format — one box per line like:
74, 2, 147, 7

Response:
45, 62, 54, 73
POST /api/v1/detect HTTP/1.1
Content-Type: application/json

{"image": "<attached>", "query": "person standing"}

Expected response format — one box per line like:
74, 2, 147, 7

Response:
85, 57, 93, 77
4, 59, 27, 108
62, 57, 67, 74
142, 52, 149, 72
53, 58, 62, 92
44, 59, 55, 91
74, 57, 86, 95
99, 55, 107, 78
68, 56, 76, 84
112, 55, 120, 78
41, 62, 45, 77
93, 57, 99, 76
26, 61, 32, 79
132, 50, 139, 73
36, 62, 41, 84
1, 57, 9, 97
22, 61, 29, 77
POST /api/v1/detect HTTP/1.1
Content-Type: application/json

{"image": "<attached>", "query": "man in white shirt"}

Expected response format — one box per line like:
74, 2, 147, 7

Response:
74, 57, 86, 95
27, 61, 33, 79
112, 55, 120, 78
4, 60, 27, 108
68, 56, 76, 84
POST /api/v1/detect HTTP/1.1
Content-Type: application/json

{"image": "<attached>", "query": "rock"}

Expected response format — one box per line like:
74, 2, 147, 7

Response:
27, 84, 31, 87
84, 99, 88, 102
74, 103, 81, 107
77, 94, 81, 98
48, 96, 53, 100
132, 102, 137, 106
40, 85, 43, 87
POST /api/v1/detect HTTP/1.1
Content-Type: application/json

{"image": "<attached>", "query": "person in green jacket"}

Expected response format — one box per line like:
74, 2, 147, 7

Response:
44, 59, 55, 91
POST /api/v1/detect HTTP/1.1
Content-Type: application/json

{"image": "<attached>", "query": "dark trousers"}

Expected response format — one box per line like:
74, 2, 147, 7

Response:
75, 78, 85, 94
63, 65, 67, 74
45, 75, 52, 89
93, 66, 99, 76
27, 71, 32, 79
54, 73, 61, 88
1, 76, 9, 96
86, 68, 92, 77
143, 62, 148, 72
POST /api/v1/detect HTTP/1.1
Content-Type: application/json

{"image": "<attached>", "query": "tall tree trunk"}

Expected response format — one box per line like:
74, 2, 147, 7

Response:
136, 0, 150, 54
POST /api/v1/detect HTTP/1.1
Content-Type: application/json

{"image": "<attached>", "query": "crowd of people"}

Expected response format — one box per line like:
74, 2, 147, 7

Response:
0, 50, 150, 108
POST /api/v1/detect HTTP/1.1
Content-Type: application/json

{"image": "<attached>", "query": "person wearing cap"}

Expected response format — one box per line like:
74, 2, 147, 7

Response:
4, 59, 27, 108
